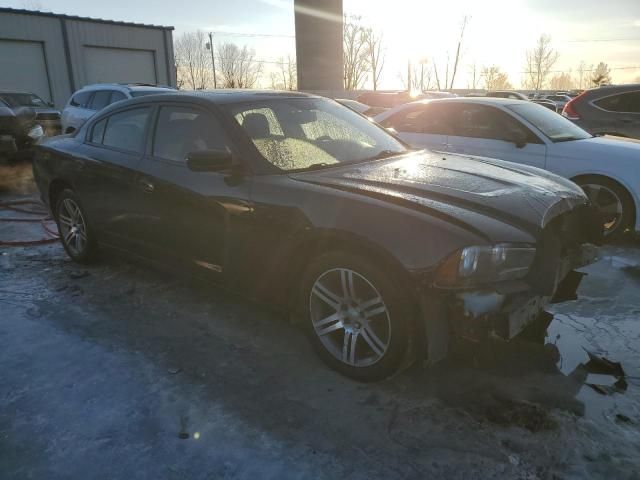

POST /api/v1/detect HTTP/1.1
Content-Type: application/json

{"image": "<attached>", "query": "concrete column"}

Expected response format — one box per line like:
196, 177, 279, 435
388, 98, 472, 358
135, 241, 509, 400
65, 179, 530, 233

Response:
294, 0, 343, 92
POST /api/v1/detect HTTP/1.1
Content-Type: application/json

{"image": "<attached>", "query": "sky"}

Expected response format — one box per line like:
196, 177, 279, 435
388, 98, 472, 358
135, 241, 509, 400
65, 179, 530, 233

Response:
3, 0, 640, 89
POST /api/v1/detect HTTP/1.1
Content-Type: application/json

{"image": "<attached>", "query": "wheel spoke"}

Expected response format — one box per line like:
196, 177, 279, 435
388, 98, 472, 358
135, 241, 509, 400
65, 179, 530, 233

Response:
312, 281, 342, 310
359, 296, 386, 319
74, 231, 82, 251
361, 325, 386, 356
316, 318, 344, 336
342, 331, 358, 365
58, 214, 73, 228
64, 229, 75, 244
340, 269, 357, 301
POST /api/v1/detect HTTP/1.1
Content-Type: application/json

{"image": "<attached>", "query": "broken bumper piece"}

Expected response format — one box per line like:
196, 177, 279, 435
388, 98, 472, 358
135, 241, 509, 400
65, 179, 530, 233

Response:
449, 243, 598, 343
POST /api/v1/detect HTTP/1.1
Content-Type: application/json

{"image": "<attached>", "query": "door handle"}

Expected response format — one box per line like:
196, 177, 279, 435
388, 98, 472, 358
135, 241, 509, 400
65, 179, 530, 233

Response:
140, 180, 155, 194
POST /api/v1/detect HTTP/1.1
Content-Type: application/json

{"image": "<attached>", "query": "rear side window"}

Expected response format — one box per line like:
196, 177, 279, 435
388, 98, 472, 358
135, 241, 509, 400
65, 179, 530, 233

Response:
88, 91, 112, 111
448, 104, 541, 143
110, 91, 127, 104
383, 105, 453, 135
594, 92, 640, 113
70, 91, 92, 108
102, 107, 150, 153
152, 106, 230, 162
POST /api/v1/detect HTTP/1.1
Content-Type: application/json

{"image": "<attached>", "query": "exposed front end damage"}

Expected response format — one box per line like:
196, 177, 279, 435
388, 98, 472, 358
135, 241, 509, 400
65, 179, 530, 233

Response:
422, 202, 602, 365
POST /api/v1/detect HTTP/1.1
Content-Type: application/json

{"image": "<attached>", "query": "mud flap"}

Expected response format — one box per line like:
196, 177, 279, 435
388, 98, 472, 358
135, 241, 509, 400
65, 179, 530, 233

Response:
550, 270, 586, 303
419, 293, 450, 366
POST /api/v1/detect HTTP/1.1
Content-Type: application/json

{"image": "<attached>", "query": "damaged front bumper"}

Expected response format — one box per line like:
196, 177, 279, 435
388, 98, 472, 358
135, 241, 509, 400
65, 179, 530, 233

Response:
422, 243, 599, 365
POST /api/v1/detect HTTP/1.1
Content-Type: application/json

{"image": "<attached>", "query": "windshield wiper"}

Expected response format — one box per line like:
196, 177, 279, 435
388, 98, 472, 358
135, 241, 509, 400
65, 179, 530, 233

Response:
362, 149, 403, 161
291, 162, 335, 172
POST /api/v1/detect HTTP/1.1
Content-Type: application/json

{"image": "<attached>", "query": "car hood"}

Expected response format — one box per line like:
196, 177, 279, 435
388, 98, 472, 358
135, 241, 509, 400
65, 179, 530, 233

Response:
290, 150, 588, 236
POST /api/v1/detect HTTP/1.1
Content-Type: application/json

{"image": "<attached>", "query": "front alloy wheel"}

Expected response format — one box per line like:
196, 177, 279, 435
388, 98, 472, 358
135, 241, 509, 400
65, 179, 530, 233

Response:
577, 177, 633, 241
310, 268, 391, 367
302, 252, 412, 381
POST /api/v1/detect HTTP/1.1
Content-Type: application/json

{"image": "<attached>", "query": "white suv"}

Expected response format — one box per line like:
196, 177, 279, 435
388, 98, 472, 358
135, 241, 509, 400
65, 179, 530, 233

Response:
61, 83, 174, 134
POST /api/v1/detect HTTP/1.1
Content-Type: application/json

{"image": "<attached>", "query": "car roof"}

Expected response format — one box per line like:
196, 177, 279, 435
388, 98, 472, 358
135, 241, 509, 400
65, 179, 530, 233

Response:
408, 97, 528, 107
77, 83, 175, 92
582, 83, 640, 96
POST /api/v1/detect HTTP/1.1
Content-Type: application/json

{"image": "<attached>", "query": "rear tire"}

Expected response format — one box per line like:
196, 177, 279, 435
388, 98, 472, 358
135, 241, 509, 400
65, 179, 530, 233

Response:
300, 251, 413, 382
575, 176, 634, 242
54, 188, 98, 263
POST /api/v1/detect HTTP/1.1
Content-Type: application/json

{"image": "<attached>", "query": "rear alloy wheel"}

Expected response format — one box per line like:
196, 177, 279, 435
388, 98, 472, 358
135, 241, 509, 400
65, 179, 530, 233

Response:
55, 189, 97, 263
302, 252, 412, 381
577, 177, 633, 241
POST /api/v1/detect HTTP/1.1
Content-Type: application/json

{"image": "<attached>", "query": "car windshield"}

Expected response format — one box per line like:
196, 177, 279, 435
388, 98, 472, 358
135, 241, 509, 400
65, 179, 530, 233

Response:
507, 103, 592, 142
226, 97, 407, 171
0, 93, 47, 108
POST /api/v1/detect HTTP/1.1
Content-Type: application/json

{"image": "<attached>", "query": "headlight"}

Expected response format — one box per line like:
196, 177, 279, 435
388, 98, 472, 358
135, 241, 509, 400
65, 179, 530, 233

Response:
435, 244, 536, 287
27, 124, 44, 140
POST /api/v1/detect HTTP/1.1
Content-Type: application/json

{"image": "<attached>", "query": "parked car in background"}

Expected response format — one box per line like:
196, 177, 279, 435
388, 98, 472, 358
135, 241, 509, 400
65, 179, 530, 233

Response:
0, 98, 44, 163
562, 84, 640, 139
0, 90, 61, 136
335, 98, 387, 116
532, 98, 560, 112
486, 91, 529, 101
541, 94, 572, 111
376, 97, 640, 240
61, 83, 175, 134
356, 90, 413, 109
33, 91, 600, 381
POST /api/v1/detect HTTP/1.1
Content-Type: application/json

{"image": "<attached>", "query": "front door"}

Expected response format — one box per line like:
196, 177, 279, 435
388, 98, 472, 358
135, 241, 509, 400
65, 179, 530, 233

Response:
135, 104, 253, 278
445, 103, 547, 169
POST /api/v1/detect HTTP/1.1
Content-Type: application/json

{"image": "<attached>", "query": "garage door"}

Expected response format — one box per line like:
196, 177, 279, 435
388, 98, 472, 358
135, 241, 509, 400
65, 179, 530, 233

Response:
84, 47, 157, 85
0, 40, 51, 101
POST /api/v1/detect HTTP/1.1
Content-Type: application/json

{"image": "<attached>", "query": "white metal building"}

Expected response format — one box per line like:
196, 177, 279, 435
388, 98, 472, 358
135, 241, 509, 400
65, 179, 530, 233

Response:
0, 8, 176, 108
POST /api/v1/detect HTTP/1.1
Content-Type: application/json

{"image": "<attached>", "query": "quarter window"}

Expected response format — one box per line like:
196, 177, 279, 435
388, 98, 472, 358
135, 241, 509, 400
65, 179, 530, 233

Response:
152, 106, 230, 162
89, 118, 107, 144
448, 104, 535, 142
594, 92, 640, 113
102, 107, 150, 153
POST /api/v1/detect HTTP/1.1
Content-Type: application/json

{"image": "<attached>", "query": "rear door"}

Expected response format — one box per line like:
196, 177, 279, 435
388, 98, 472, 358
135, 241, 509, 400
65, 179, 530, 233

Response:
73, 106, 152, 249
593, 91, 640, 138
135, 103, 253, 276
383, 104, 452, 151
445, 103, 547, 169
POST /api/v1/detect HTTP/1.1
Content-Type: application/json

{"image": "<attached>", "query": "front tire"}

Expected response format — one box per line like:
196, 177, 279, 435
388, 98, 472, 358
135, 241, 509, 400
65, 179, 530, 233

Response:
301, 251, 413, 382
576, 176, 634, 241
54, 188, 98, 263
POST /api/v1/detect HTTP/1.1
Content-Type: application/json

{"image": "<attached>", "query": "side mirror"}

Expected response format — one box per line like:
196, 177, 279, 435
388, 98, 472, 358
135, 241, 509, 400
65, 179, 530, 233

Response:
186, 149, 234, 172
505, 130, 527, 149
48, 101, 55, 108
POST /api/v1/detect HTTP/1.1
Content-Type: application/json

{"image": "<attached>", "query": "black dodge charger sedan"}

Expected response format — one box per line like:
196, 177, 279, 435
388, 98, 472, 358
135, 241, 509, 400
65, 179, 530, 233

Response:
33, 91, 601, 381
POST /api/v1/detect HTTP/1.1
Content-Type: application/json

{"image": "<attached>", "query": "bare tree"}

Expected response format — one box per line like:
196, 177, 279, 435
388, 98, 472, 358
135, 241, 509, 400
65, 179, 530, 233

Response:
523, 34, 559, 90
468, 62, 480, 89
591, 62, 612, 86
399, 60, 433, 91
481, 65, 512, 90
364, 28, 384, 91
216, 42, 262, 88
431, 15, 469, 90
575, 61, 592, 89
270, 55, 297, 90
448, 15, 469, 89
343, 15, 369, 90
549, 72, 575, 90
174, 30, 211, 90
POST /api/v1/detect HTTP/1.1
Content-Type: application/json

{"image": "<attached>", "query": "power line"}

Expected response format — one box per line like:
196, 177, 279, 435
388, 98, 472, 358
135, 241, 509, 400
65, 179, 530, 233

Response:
566, 37, 640, 43
212, 31, 294, 38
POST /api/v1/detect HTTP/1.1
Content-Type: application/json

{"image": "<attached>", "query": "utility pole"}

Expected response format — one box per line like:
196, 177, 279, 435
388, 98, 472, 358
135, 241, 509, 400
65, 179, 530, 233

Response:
207, 32, 218, 89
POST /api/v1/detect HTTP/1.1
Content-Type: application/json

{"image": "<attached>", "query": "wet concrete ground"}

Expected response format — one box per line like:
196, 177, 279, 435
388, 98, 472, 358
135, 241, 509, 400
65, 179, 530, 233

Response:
1, 191, 640, 479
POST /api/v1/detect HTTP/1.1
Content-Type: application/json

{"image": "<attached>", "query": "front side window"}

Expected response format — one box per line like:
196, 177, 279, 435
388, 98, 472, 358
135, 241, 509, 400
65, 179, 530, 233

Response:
225, 98, 406, 171
447, 104, 525, 141
110, 91, 127, 104
70, 91, 92, 108
508, 103, 591, 142
152, 106, 230, 162
594, 92, 640, 113
102, 107, 150, 153
88, 91, 112, 111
